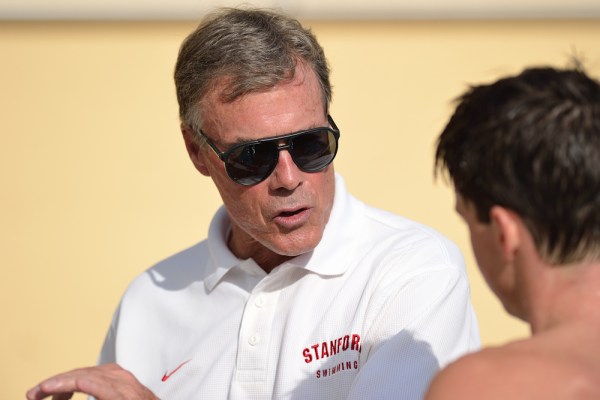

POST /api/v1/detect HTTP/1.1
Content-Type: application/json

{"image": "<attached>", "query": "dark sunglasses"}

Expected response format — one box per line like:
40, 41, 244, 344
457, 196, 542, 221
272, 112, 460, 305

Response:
198, 115, 340, 186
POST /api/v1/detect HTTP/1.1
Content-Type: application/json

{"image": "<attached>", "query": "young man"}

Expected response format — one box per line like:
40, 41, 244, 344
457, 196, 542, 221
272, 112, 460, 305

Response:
428, 66, 600, 399
27, 8, 479, 399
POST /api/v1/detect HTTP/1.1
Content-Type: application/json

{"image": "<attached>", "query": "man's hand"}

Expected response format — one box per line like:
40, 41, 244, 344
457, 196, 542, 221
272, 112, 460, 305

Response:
26, 363, 159, 400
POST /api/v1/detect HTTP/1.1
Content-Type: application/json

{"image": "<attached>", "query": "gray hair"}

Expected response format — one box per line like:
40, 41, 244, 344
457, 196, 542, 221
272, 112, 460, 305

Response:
174, 7, 332, 136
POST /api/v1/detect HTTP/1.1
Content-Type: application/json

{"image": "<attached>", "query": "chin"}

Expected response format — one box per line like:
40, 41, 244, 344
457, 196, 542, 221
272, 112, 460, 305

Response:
268, 232, 323, 257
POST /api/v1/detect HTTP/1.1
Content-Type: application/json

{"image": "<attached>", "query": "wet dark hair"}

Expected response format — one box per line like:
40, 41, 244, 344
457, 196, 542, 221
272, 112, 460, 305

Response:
435, 65, 600, 264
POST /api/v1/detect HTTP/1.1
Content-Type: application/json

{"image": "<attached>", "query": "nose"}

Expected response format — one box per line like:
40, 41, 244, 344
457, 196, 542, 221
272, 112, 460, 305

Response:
269, 148, 302, 191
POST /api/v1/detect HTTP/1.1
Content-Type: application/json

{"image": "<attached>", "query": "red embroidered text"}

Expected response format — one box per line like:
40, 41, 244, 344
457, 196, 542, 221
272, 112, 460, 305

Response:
303, 334, 361, 363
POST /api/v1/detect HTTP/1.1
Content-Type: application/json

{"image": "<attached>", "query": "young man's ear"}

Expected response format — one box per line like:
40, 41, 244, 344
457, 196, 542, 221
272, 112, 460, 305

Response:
181, 123, 210, 176
489, 206, 521, 264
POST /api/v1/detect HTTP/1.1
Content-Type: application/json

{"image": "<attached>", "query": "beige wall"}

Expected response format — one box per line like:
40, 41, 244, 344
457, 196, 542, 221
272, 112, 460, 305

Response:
2, 19, 599, 399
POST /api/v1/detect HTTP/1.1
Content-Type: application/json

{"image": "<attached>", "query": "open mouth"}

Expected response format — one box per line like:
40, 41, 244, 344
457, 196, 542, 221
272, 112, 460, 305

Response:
279, 208, 307, 217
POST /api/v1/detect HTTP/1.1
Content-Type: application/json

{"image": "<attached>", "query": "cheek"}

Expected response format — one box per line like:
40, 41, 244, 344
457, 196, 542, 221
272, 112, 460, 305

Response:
470, 232, 497, 280
219, 184, 268, 231
205, 156, 230, 183
311, 171, 335, 219
220, 182, 252, 205
470, 234, 486, 264
470, 233, 508, 296
208, 163, 261, 220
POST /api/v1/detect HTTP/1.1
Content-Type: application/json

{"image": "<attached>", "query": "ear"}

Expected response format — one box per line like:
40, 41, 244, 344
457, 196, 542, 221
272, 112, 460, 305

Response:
181, 123, 210, 176
489, 206, 521, 264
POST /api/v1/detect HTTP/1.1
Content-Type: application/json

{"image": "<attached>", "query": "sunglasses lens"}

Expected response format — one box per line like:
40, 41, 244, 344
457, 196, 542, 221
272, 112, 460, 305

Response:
290, 130, 338, 171
221, 126, 339, 186
225, 143, 278, 185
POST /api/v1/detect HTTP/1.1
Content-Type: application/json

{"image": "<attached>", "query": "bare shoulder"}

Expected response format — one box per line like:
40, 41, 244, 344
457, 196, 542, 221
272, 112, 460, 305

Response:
424, 340, 600, 400
424, 347, 508, 400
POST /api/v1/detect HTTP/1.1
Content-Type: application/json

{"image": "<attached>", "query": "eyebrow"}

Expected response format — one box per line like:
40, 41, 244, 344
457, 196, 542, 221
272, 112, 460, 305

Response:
217, 121, 328, 148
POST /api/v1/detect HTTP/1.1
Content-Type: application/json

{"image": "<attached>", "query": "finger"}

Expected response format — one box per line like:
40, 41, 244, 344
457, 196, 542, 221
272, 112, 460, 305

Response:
26, 364, 155, 400
26, 385, 44, 400
52, 394, 74, 400
27, 368, 94, 400
26, 383, 74, 400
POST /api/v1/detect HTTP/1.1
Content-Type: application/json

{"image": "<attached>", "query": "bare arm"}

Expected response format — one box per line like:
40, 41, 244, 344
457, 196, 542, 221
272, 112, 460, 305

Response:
26, 363, 159, 400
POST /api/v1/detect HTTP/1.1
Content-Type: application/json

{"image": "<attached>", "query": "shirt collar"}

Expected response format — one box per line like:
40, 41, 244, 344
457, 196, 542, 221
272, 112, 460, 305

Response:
204, 207, 241, 290
204, 173, 363, 291
287, 174, 364, 276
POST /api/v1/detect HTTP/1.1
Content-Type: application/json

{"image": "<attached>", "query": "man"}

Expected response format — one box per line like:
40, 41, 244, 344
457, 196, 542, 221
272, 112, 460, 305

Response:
427, 66, 600, 399
27, 8, 479, 399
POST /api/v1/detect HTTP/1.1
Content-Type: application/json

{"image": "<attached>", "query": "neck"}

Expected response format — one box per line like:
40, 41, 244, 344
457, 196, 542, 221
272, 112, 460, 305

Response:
227, 229, 293, 274
527, 259, 600, 333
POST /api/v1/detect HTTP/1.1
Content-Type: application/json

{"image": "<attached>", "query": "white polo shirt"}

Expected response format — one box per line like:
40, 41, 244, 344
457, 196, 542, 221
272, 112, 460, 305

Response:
99, 174, 479, 399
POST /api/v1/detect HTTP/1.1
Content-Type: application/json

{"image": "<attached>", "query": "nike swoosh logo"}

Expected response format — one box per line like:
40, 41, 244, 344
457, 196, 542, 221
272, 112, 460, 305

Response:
162, 359, 192, 382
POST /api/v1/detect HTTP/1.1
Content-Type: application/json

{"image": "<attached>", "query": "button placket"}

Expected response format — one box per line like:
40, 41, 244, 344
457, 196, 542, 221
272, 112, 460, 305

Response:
248, 334, 260, 346
254, 294, 266, 308
233, 264, 292, 390
235, 288, 278, 382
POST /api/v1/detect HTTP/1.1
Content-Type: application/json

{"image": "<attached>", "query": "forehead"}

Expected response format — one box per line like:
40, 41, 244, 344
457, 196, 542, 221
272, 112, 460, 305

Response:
200, 65, 326, 144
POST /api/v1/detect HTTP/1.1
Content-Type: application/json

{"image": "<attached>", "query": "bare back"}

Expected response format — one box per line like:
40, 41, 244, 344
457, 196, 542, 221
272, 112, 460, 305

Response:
425, 322, 600, 400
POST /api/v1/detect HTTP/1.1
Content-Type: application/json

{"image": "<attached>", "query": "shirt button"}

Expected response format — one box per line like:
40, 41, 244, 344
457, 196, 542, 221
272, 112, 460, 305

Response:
254, 295, 265, 308
248, 334, 260, 346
